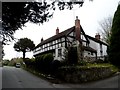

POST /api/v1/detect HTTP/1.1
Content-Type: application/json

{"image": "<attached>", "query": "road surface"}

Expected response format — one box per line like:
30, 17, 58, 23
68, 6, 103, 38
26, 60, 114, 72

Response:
1, 66, 119, 89
2, 66, 70, 88
0, 67, 2, 90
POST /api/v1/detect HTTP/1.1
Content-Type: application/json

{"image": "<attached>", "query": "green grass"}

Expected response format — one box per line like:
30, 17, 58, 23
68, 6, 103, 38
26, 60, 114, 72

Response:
61, 63, 119, 73
85, 63, 119, 73
86, 63, 113, 67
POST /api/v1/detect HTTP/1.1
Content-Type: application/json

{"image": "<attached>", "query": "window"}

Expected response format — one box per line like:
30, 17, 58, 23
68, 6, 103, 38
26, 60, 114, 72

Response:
41, 46, 43, 49
49, 42, 53, 46
62, 38, 65, 42
45, 48, 47, 51
62, 42, 65, 47
53, 41, 55, 44
48, 47, 49, 50
58, 48, 62, 57
59, 43, 61, 47
56, 44, 58, 48
47, 43, 49, 47
56, 40, 58, 44
58, 39, 61, 43
53, 45, 55, 49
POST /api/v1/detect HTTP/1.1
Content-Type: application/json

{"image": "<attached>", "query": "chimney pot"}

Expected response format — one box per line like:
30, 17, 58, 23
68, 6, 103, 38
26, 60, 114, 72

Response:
76, 16, 78, 19
95, 33, 100, 40
56, 27, 59, 35
41, 37, 43, 42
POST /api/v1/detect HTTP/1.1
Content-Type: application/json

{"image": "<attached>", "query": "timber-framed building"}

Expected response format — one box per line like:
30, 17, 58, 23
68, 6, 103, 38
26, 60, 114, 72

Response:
33, 16, 108, 61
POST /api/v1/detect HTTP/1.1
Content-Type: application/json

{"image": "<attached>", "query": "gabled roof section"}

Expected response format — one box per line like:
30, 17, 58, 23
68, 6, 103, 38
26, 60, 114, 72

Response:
86, 35, 108, 46
35, 26, 75, 49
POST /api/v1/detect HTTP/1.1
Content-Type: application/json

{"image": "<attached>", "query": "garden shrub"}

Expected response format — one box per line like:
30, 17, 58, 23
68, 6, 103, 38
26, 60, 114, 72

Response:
35, 55, 44, 70
51, 60, 61, 73
78, 60, 87, 66
35, 53, 54, 73
23, 58, 35, 68
43, 53, 54, 73
67, 47, 78, 65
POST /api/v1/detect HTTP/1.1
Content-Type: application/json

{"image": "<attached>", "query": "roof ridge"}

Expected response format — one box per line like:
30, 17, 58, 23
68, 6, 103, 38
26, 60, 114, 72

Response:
35, 26, 75, 49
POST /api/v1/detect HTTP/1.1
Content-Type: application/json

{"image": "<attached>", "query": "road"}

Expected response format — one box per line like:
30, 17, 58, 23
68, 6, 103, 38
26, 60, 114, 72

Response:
0, 67, 2, 90
2, 66, 70, 88
1, 66, 119, 89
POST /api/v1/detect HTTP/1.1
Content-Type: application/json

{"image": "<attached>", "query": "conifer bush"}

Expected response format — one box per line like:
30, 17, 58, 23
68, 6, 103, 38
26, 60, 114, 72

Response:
108, 5, 120, 68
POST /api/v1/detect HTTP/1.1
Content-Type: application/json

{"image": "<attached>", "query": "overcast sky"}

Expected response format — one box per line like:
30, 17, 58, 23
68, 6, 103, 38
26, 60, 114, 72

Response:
3, 0, 120, 60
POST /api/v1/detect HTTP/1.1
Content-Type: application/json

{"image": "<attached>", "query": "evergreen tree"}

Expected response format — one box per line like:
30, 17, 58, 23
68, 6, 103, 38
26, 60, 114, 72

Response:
14, 38, 35, 60
108, 4, 120, 68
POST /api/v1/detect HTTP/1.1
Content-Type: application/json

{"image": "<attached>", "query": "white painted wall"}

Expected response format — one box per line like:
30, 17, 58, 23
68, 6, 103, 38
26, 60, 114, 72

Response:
88, 39, 107, 57
102, 45, 107, 56
96, 43, 101, 57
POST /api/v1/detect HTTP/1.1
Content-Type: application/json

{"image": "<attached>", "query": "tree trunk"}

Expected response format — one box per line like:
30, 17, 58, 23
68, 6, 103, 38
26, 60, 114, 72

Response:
23, 51, 26, 60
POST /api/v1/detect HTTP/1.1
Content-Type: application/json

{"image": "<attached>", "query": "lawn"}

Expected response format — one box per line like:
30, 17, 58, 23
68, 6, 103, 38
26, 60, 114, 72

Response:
86, 63, 119, 73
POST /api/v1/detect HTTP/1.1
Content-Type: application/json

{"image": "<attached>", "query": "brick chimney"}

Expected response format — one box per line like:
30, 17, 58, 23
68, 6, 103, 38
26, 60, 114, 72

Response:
95, 33, 100, 40
41, 37, 43, 42
75, 16, 81, 41
56, 27, 59, 35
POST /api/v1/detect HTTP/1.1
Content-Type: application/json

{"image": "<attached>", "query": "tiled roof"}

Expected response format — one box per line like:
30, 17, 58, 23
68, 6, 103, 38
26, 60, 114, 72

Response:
35, 26, 75, 49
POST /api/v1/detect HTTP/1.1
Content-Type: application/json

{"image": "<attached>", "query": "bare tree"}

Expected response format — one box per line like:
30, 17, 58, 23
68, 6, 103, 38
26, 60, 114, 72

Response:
98, 16, 113, 44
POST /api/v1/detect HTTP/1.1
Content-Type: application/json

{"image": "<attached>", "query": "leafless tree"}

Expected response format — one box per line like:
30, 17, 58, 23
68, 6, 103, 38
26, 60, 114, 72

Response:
98, 16, 113, 45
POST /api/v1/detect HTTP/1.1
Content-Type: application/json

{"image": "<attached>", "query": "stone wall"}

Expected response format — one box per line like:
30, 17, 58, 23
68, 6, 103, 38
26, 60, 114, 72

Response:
57, 66, 114, 83
83, 56, 96, 63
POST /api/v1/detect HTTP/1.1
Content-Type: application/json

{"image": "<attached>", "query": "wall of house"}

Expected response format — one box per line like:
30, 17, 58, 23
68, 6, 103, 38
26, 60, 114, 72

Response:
96, 43, 101, 57
88, 39, 107, 58
89, 39, 101, 56
102, 45, 107, 56
33, 37, 66, 56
